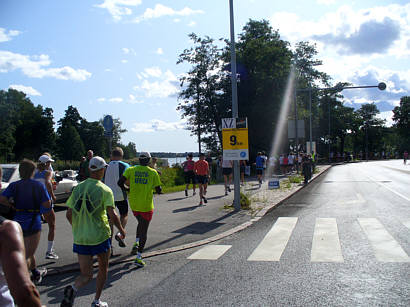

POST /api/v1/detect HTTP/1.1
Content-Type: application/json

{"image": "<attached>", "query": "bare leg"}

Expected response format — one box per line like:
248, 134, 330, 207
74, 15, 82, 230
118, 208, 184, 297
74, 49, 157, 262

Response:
74, 254, 94, 290
43, 210, 55, 241
95, 250, 110, 301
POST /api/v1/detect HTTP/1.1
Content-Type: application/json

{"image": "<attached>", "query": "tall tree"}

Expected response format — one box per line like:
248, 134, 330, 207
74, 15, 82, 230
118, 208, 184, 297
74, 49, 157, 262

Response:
357, 103, 385, 157
177, 33, 231, 152
57, 124, 85, 161
392, 96, 410, 151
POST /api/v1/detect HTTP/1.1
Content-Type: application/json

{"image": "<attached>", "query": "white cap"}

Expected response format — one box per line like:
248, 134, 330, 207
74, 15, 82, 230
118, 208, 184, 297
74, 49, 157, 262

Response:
139, 152, 151, 158
88, 156, 108, 171
39, 155, 54, 163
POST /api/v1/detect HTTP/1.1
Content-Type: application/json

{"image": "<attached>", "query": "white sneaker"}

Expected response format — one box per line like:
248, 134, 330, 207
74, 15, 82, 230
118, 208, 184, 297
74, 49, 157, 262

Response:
91, 300, 108, 307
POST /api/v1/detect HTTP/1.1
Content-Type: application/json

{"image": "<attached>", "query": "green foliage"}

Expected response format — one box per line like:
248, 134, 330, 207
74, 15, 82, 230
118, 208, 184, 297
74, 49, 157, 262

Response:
392, 96, 410, 151
53, 160, 81, 171
288, 175, 303, 184
158, 165, 185, 187
240, 192, 251, 209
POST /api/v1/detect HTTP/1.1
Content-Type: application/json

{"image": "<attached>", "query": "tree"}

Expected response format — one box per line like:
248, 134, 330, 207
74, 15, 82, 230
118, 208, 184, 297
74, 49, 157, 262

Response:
78, 119, 106, 156
357, 103, 385, 158
392, 96, 410, 151
177, 33, 231, 153
57, 124, 85, 161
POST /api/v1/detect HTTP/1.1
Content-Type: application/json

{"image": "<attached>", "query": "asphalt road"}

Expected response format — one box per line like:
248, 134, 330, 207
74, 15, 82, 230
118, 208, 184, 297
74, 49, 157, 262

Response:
38, 160, 410, 306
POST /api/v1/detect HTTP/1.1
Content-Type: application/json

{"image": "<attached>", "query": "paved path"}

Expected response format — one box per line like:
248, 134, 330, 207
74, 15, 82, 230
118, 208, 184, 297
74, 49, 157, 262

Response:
35, 164, 333, 275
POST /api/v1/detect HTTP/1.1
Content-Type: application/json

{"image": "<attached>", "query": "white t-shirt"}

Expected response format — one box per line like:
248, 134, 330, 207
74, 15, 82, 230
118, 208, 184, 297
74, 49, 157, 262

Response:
104, 160, 130, 201
288, 154, 294, 164
222, 159, 232, 168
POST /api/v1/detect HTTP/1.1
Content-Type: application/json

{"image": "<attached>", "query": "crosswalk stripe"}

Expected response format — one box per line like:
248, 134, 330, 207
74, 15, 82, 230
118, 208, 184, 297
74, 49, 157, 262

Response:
311, 218, 344, 262
248, 217, 298, 261
403, 220, 410, 230
358, 218, 410, 262
187, 245, 232, 260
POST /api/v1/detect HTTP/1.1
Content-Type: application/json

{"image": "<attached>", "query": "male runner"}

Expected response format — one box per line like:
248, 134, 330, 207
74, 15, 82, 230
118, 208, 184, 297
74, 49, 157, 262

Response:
118, 152, 161, 267
61, 156, 126, 307
103, 147, 130, 252
194, 153, 209, 205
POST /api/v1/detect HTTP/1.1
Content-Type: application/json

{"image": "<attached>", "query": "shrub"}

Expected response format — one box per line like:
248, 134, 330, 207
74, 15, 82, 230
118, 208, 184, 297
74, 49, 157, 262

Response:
53, 160, 81, 171
158, 165, 185, 187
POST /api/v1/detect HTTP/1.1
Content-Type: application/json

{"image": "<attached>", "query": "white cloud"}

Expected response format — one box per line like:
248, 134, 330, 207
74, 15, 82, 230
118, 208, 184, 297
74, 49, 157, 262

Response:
316, 0, 336, 5
378, 111, 394, 127
0, 28, 21, 43
188, 21, 196, 27
121, 59, 128, 63
97, 97, 106, 102
95, 0, 142, 21
8, 84, 41, 96
134, 4, 204, 23
122, 47, 130, 54
0, 51, 91, 81
131, 119, 186, 133
156, 48, 163, 55
133, 67, 179, 98
109, 97, 123, 103
128, 94, 144, 104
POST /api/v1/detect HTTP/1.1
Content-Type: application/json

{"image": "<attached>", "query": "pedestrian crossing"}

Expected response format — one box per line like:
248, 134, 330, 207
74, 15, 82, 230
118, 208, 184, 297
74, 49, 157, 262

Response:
187, 217, 410, 263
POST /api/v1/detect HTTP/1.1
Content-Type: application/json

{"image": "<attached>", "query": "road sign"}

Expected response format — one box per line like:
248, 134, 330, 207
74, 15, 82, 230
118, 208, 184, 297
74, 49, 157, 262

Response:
103, 115, 114, 133
268, 179, 280, 189
222, 118, 248, 160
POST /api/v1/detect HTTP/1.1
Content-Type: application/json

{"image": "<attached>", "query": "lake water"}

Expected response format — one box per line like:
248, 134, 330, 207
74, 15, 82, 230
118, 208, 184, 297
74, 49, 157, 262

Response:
162, 157, 199, 166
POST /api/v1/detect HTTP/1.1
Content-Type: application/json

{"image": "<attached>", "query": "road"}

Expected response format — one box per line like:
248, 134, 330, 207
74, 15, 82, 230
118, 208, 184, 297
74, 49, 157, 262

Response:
38, 160, 410, 306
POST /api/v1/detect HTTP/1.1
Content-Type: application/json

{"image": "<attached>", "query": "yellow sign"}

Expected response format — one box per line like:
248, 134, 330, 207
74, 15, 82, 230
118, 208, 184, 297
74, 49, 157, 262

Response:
222, 128, 249, 150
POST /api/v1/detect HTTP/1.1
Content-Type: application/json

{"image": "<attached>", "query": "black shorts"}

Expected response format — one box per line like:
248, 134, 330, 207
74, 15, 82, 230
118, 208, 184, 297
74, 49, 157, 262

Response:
115, 200, 129, 216
222, 168, 232, 176
184, 171, 196, 184
240, 166, 245, 173
196, 175, 208, 184
256, 169, 263, 175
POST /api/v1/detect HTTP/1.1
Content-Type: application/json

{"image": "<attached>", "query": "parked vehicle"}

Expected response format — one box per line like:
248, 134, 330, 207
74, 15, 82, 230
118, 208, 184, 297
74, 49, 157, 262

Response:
0, 164, 78, 202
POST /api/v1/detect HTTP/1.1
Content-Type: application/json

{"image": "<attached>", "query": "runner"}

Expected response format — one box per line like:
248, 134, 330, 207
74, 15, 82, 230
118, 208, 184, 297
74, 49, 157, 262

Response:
34, 154, 59, 260
0, 216, 42, 306
103, 147, 130, 254
404, 150, 408, 165
255, 152, 265, 187
0, 159, 51, 285
118, 152, 162, 267
182, 154, 196, 197
61, 156, 126, 307
205, 152, 213, 184
194, 153, 209, 205
221, 158, 233, 195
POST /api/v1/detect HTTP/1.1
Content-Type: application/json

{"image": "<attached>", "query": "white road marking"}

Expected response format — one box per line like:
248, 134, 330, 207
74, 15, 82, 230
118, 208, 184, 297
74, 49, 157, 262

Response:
336, 193, 366, 205
311, 218, 344, 262
248, 217, 298, 261
187, 245, 232, 260
365, 174, 410, 202
358, 218, 410, 262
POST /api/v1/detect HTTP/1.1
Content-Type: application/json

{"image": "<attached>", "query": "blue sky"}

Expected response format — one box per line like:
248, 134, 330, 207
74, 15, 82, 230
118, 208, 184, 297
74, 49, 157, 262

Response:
1, 0, 409, 152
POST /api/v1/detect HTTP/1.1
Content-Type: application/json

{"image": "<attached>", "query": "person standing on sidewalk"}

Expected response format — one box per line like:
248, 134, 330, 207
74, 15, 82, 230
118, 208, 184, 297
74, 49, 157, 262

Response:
0, 216, 43, 307
255, 152, 264, 187
182, 154, 196, 197
117, 152, 161, 268
0, 159, 51, 285
404, 150, 408, 165
34, 154, 59, 260
61, 156, 126, 307
221, 158, 233, 195
194, 153, 209, 205
103, 147, 130, 254
78, 150, 93, 181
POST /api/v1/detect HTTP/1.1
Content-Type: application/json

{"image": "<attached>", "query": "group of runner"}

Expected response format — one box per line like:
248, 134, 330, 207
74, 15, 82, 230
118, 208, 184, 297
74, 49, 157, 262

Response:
182, 153, 211, 205
0, 147, 162, 307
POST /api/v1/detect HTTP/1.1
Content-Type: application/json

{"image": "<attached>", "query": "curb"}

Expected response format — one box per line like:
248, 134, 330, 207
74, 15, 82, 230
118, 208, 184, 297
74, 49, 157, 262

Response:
47, 165, 332, 276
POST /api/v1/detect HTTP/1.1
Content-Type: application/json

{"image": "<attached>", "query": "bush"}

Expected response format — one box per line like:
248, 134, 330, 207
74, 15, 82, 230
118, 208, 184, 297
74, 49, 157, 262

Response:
158, 165, 185, 187
53, 160, 81, 171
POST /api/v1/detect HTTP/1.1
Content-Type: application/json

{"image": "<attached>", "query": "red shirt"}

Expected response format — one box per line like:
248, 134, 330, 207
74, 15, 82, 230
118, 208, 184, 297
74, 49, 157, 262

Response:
194, 160, 209, 176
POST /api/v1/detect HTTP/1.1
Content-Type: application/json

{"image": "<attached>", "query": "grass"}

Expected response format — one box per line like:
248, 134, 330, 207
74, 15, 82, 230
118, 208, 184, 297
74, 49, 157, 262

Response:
161, 184, 187, 194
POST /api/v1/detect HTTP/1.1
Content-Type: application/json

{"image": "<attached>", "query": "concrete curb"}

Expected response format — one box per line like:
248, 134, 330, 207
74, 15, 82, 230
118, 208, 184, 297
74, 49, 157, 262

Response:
47, 165, 332, 276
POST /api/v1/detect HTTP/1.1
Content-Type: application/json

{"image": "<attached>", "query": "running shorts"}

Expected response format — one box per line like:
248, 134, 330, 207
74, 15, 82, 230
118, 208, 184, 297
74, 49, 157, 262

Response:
222, 168, 232, 176
133, 210, 154, 222
73, 238, 111, 255
196, 175, 208, 185
184, 171, 196, 184
115, 200, 129, 216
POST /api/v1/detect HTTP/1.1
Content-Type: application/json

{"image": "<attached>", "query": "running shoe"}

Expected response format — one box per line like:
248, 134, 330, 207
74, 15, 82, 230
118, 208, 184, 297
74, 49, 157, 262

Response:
203, 197, 207, 204
46, 250, 59, 260
185, 190, 188, 197
32, 268, 47, 285
227, 186, 231, 192
225, 190, 228, 196
131, 241, 139, 255
134, 255, 146, 267
115, 233, 126, 248
60, 285, 75, 307
91, 300, 108, 307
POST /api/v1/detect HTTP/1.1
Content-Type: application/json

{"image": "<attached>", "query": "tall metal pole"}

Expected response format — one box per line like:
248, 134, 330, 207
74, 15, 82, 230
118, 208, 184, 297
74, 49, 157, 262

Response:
229, 0, 240, 211
309, 88, 312, 154
294, 88, 298, 154
328, 97, 331, 163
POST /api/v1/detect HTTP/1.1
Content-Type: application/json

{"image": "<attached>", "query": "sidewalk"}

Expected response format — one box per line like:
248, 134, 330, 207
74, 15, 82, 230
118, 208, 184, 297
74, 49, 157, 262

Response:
36, 164, 331, 276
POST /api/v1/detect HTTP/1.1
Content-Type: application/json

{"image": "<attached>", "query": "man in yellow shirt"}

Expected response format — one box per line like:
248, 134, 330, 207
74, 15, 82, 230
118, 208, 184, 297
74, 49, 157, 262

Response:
118, 152, 161, 267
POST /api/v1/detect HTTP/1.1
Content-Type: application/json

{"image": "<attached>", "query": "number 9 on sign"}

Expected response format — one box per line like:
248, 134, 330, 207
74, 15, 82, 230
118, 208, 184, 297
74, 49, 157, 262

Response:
222, 128, 248, 150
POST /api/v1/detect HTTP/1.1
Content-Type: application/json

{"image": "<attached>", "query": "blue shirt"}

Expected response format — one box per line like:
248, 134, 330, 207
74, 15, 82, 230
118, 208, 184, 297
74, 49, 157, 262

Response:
255, 156, 264, 169
2, 179, 50, 231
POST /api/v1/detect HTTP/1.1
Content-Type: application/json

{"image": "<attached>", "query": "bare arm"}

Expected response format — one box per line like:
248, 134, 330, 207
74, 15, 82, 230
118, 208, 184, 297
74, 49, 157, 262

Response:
117, 175, 130, 192
0, 195, 13, 208
0, 220, 42, 307
106, 207, 126, 237
66, 208, 72, 225
45, 176, 56, 203
155, 186, 162, 194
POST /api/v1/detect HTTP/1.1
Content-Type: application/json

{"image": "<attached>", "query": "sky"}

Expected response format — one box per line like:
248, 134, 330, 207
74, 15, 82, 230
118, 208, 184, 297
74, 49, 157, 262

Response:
1, 0, 409, 153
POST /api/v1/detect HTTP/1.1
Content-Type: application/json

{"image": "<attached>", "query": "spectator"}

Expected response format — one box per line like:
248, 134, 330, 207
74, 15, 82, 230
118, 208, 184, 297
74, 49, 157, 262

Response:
79, 150, 93, 181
